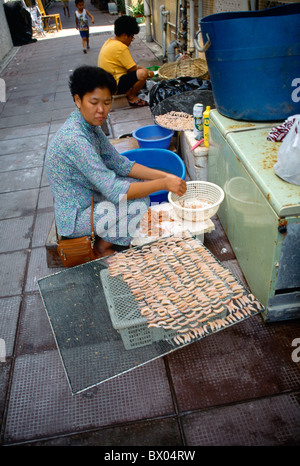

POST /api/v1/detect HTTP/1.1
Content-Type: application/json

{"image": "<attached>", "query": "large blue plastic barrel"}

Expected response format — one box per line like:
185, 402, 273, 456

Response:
200, 3, 300, 121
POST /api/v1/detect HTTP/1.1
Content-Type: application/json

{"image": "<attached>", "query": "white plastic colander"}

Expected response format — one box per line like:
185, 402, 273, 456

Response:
168, 181, 225, 222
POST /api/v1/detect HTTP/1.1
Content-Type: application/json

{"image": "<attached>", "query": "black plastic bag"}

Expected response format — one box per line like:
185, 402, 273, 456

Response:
149, 77, 211, 108
151, 88, 215, 123
4, 1, 37, 46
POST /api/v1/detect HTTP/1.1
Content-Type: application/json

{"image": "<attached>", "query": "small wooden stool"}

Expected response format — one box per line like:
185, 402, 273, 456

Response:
45, 219, 62, 268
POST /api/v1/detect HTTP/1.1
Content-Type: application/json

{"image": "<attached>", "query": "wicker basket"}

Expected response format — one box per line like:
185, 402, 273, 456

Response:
168, 181, 224, 223
158, 57, 209, 80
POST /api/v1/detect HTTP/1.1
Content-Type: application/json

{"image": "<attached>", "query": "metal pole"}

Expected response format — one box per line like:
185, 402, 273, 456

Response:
144, 0, 153, 42
124, 0, 131, 16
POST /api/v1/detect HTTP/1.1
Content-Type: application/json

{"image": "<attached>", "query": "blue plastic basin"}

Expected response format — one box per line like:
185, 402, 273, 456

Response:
201, 3, 300, 121
121, 148, 186, 203
132, 125, 174, 149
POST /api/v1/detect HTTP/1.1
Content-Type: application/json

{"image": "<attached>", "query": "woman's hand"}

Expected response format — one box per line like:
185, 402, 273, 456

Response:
126, 162, 186, 200
163, 174, 187, 196
125, 173, 186, 200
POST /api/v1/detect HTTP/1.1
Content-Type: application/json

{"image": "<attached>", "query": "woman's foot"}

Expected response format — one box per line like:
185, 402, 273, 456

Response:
94, 237, 115, 257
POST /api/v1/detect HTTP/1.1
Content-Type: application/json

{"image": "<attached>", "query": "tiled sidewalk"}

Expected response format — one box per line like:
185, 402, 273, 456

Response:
0, 1, 299, 446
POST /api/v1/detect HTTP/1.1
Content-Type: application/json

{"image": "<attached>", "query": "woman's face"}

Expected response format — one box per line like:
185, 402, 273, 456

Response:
74, 87, 112, 126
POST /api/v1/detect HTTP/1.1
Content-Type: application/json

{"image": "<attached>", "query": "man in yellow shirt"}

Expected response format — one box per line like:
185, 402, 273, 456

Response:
98, 15, 154, 107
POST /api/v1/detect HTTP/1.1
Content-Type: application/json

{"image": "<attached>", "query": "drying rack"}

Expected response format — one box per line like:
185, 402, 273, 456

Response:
101, 233, 264, 351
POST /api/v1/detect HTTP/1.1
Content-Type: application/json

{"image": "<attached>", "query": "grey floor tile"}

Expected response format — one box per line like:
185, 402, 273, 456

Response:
0, 134, 47, 156
0, 122, 49, 141
131, 49, 159, 62
0, 250, 28, 297
55, 82, 73, 94
6, 84, 57, 100
0, 111, 52, 128
16, 293, 56, 356
0, 216, 34, 252
51, 107, 73, 121
0, 296, 22, 357
166, 315, 300, 413
25, 417, 183, 446
25, 247, 63, 293
181, 393, 300, 446
41, 166, 49, 187
11, 71, 59, 87
0, 150, 44, 173
32, 212, 55, 248
5, 93, 55, 107
52, 94, 74, 110
37, 186, 54, 211
0, 167, 42, 193
1, 100, 54, 118
0, 189, 39, 219
109, 106, 152, 125
112, 118, 154, 138
0, 361, 12, 428
108, 107, 154, 138
3, 352, 174, 444
49, 119, 65, 134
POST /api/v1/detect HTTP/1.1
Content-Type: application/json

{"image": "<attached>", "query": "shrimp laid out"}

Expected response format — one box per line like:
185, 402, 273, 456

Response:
106, 233, 264, 347
155, 111, 194, 131
178, 198, 211, 210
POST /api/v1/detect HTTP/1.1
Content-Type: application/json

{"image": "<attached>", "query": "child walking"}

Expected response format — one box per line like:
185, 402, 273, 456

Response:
75, 0, 94, 53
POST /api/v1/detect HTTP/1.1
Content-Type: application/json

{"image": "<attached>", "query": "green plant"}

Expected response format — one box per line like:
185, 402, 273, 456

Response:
128, 0, 144, 17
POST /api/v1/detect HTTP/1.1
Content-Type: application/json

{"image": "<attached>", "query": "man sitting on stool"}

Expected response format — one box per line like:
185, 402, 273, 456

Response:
98, 15, 154, 107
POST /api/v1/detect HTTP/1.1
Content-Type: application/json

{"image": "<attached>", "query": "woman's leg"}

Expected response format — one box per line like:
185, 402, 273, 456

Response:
94, 237, 115, 257
94, 196, 150, 246
68, 186, 150, 250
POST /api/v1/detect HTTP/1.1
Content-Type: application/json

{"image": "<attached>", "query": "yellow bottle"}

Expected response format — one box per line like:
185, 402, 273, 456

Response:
203, 106, 211, 148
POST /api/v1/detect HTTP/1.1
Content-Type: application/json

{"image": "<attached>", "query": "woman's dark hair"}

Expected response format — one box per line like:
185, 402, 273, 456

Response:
114, 15, 139, 37
69, 66, 117, 99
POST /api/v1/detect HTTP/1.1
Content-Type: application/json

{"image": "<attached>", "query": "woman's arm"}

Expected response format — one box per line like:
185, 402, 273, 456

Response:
128, 162, 171, 181
125, 165, 186, 200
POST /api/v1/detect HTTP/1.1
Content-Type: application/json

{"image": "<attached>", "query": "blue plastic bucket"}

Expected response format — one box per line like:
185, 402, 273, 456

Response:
200, 3, 300, 121
132, 125, 174, 149
121, 148, 186, 203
